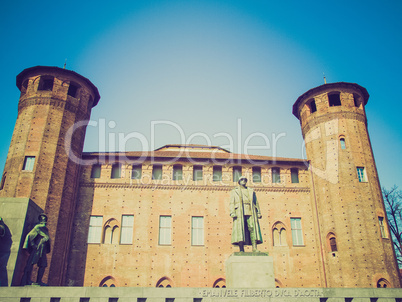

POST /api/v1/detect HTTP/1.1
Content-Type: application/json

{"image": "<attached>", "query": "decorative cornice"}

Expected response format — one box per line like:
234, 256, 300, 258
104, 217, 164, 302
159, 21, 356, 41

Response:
79, 182, 310, 193
302, 111, 367, 137
18, 97, 90, 120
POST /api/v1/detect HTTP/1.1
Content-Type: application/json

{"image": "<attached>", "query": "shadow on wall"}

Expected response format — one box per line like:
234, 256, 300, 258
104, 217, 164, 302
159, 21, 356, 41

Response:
0, 218, 12, 286
65, 183, 95, 286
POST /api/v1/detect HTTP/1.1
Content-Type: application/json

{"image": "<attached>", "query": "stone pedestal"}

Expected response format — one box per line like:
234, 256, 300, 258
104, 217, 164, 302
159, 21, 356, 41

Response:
225, 252, 275, 288
0, 198, 43, 286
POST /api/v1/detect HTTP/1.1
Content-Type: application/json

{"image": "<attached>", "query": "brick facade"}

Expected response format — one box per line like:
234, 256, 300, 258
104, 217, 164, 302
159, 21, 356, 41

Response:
0, 67, 399, 288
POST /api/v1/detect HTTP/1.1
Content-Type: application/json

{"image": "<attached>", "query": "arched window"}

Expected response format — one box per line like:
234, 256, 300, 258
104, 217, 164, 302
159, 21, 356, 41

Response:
103, 219, 120, 244
327, 232, 337, 253
377, 278, 390, 288
273, 222, 287, 246
156, 277, 173, 288
213, 278, 226, 288
99, 276, 116, 287
340, 137, 346, 149
275, 279, 283, 288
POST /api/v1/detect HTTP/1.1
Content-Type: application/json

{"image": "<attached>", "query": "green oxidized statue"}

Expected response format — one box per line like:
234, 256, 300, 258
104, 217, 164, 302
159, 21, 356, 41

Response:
21, 214, 51, 286
230, 176, 263, 252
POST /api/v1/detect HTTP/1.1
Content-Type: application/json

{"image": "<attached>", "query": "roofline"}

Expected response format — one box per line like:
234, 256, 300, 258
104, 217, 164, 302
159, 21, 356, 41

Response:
292, 82, 369, 119
154, 144, 231, 153
81, 151, 308, 165
16, 66, 101, 107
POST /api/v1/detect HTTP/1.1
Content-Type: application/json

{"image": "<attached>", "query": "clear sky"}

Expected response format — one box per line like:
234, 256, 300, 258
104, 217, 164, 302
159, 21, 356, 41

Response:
0, 0, 401, 190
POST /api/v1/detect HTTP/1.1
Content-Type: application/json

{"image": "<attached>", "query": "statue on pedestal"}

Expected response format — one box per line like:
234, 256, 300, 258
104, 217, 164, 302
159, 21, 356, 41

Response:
229, 176, 263, 252
21, 214, 50, 286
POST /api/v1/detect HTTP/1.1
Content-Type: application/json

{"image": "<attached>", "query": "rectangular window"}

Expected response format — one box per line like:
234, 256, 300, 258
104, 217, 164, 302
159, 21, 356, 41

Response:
193, 166, 203, 181
252, 167, 261, 183
328, 93, 341, 107
290, 218, 304, 246
173, 165, 183, 181
309, 100, 317, 113
131, 165, 142, 179
232, 166, 242, 183
272, 167, 280, 183
37, 77, 54, 91
213, 166, 222, 182
159, 215, 172, 245
379, 217, 387, 238
90, 164, 101, 178
291, 168, 299, 183
88, 216, 103, 244
152, 165, 162, 180
120, 215, 134, 244
111, 163, 121, 179
67, 82, 79, 98
23, 156, 35, 171
191, 216, 204, 246
356, 167, 367, 182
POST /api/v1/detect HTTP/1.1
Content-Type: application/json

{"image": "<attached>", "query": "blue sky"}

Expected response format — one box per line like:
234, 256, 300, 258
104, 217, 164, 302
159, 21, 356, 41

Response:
0, 0, 401, 189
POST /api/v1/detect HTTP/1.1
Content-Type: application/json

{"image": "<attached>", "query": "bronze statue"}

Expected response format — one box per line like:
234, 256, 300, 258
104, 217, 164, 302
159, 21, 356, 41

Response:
21, 214, 50, 286
230, 176, 263, 252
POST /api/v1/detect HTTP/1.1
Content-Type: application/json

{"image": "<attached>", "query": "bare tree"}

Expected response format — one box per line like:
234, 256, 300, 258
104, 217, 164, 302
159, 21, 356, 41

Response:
383, 186, 402, 267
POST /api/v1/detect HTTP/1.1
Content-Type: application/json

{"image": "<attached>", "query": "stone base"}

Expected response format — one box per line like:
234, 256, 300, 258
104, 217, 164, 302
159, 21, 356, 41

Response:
225, 252, 275, 288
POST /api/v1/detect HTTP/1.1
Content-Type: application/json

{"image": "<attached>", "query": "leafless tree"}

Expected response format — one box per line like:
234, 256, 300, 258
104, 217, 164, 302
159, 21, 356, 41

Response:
383, 186, 402, 267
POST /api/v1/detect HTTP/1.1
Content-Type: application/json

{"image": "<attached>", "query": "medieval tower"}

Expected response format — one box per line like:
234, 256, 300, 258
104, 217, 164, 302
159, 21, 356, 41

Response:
0, 66, 100, 285
293, 82, 400, 287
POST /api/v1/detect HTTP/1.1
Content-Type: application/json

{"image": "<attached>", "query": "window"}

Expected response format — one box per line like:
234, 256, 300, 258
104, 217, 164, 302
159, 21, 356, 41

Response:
308, 99, 317, 113
328, 235, 337, 252
273, 223, 287, 246
353, 94, 360, 107
23, 156, 35, 171
340, 138, 346, 149
37, 76, 54, 91
159, 216, 172, 245
131, 165, 142, 179
290, 218, 304, 246
104, 221, 119, 244
272, 167, 280, 183
232, 166, 242, 183
121, 215, 134, 244
379, 217, 387, 238
173, 165, 183, 181
191, 216, 204, 246
152, 165, 162, 180
291, 168, 299, 183
328, 92, 341, 107
111, 163, 121, 179
91, 164, 101, 178
377, 278, 390, 288
88, 216, 103, 244
67, 82, 79, 98
213, 166, 222, 182
193, 165, 203, 181
329, 237, 337, 252
356, 167, 367, 182
252, 167, 261, 183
